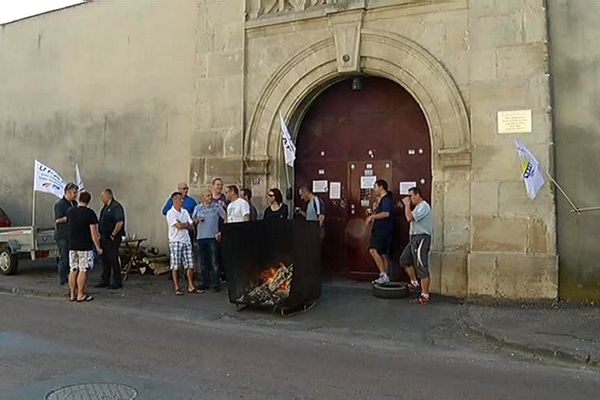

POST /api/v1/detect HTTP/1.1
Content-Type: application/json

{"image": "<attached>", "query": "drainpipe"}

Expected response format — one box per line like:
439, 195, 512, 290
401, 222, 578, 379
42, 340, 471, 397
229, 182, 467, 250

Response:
543, 0, 560, 296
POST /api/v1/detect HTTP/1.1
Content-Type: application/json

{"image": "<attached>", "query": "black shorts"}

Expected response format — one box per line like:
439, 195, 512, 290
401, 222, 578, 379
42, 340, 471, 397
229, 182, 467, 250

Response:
399, 234, 431, 279
368, 229, 392, 255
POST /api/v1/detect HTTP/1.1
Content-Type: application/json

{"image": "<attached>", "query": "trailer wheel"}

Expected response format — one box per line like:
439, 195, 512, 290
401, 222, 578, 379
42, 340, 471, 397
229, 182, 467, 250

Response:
372, 282, 409, 299
0, 246, 18, 275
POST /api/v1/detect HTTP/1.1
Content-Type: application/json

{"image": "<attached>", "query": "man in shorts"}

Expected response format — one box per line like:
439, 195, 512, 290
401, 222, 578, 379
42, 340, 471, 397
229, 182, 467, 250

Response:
66, 191, 102, 302
166, 192, 202, 296
400, 187, 433, 304
367, 180, 394, 285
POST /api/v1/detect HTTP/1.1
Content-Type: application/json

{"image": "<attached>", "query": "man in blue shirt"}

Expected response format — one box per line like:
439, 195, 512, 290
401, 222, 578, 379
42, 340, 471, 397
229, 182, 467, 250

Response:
192, 189, 226, 292
161, 182, 197, 216
366, 180, 394, 285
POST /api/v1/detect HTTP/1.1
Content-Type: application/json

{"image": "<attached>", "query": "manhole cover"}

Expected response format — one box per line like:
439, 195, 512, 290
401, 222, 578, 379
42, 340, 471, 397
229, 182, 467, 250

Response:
45, 383, 138, 400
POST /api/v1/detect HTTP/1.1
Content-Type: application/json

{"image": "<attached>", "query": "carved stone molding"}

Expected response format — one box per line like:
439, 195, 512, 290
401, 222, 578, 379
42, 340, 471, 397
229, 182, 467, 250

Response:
329, 10, 363, 73
248, 0, 340, 19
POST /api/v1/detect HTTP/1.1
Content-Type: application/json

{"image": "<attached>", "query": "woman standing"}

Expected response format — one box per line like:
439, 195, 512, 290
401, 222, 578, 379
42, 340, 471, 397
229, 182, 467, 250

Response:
263, 188, 288, 220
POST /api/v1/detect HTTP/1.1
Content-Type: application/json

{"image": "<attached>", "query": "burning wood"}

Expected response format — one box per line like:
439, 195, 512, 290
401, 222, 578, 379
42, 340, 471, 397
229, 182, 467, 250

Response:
237, 263, 293, 307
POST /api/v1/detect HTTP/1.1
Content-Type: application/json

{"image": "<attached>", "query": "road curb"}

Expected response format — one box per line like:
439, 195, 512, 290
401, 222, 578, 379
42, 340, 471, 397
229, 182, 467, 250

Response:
463, 321, 598, 369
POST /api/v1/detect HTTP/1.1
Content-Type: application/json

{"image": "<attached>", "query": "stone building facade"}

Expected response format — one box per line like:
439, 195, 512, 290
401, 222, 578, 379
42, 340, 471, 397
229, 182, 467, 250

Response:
0, 0, 567, 299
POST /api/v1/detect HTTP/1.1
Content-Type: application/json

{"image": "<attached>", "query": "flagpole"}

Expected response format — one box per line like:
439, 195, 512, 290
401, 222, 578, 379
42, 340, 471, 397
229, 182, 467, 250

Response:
32, 162, 37, 227
570, 206, 600, 213
541, 169, 581, 215
279, 112, 295, 219
284, 163, 292, 219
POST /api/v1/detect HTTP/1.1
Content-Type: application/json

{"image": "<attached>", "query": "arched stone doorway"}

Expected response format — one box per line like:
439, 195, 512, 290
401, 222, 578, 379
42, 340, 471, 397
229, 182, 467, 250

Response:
244, 30, 471, 294
293, 77, 431, 280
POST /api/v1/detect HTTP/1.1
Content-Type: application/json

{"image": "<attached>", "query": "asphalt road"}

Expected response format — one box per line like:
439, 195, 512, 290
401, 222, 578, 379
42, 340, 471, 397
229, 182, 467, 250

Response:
1, 293, 599, 400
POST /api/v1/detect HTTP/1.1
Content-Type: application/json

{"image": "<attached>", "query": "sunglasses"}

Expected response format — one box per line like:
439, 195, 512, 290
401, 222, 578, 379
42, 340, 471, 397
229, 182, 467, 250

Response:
180, 187, 189, 190
267, 193, 275, 197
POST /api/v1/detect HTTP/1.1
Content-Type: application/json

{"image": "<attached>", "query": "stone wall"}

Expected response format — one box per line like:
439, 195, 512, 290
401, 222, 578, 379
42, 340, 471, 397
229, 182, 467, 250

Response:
190, 0, 245, 191
243, 0, 558, 299
0, 0, 561, 299
466, 0, 557, 299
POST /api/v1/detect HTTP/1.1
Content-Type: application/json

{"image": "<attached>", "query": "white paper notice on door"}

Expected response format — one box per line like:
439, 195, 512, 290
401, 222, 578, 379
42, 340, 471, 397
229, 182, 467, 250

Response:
312, 180, 328, 193
329, 182, 341, 199
360, 176, 377, 189
400, 181, 417, 195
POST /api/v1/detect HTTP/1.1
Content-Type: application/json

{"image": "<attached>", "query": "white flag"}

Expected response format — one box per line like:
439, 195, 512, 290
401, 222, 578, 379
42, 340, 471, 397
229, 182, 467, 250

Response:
514, 139, 545, 200
33, 160, 65, 199
75, 163, 85, 192
279, 112, 296, 167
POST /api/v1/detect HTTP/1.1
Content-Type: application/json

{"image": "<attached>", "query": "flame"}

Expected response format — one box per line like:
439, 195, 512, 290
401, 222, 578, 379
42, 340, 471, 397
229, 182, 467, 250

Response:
279, 280, 290, 292
260, 267, 278, 284
260, 264, 290, 292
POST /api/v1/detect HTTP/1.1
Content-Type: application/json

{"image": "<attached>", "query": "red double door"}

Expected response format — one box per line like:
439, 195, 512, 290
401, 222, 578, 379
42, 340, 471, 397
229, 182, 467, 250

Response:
294, 77, 431, 281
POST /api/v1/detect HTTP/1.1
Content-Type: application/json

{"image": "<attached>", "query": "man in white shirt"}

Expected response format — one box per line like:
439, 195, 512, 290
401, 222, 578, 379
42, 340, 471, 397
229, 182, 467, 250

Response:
166, 192, 203, 296
225, 185, 250, 223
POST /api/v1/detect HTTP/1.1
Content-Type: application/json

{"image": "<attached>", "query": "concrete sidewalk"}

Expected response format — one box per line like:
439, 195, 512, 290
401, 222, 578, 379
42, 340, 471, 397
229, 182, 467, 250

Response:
462, 302, 600, 367
1, 259, 598, 369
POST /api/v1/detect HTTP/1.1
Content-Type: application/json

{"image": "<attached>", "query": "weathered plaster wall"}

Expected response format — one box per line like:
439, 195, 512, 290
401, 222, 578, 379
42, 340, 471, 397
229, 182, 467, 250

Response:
548, 0, 600, 301
0, 0, 198, 248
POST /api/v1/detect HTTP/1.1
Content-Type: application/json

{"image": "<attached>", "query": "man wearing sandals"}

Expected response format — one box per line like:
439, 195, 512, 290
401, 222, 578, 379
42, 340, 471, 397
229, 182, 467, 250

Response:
400, 187, 433, 305
66, 191, 102, 302
166, 192, 203, 296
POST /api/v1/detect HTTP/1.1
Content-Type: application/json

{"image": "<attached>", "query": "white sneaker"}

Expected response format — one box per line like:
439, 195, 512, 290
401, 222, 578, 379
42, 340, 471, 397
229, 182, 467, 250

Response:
373, 273, 390, 285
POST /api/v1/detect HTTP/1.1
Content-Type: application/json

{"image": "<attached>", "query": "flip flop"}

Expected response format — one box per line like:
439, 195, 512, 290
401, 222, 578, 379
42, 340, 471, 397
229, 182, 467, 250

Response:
76, 295, 94, 302
174, 289, 184, 296
187, 288, 204, 294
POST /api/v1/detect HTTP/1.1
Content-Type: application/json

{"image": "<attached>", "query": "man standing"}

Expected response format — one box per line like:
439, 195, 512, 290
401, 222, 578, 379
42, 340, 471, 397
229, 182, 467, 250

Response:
193, 189, 226, 291
211, 178, 227, 208
66, 191, 102, 302
400, 187, 433, 305
225, 185, 250, 223
166, 192, 202, 295
162, 183, 197, 216
96, 189, 125, 289
241, 188, 258, 221
54, 182, 78, 285
366, 180, 394, 285
296, 186, 325, 238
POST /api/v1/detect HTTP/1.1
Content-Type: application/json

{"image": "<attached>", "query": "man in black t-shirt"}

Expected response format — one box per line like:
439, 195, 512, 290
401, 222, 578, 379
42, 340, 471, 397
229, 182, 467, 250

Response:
96, 189, 126, 289
366, 179, 394, 285
67, 191, 102, 302
54, 183, 78, 285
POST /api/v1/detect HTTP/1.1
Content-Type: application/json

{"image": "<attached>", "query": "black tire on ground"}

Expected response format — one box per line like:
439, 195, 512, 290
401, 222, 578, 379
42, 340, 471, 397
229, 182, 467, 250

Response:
0, 246, 18, 275
372, 282, 409, 299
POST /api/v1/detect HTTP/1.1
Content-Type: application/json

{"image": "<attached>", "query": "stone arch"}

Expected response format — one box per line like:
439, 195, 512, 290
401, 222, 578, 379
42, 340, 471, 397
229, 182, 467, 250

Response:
245, 30, 470, 167
245, 29, 471, 264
